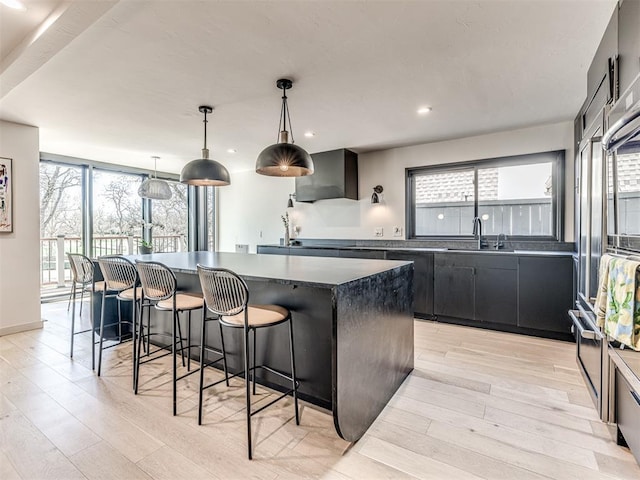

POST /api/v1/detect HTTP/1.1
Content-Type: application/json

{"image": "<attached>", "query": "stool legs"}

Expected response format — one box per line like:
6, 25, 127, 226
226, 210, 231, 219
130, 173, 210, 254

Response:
70, 283, 77, 358
289, 317, 300, 425
243, 323, 253, 460
97, 289, 107, 376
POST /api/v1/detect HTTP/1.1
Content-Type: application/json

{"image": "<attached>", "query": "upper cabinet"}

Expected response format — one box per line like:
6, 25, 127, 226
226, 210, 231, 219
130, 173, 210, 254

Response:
583, 8, 618, 135
618, 0, 640, 96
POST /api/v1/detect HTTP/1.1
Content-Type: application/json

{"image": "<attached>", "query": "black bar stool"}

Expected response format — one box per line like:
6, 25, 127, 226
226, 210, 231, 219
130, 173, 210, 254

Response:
134, 260, 205, 416
96, 256, 140, 384
196, 265, 300, 460
67, 253, 105, 369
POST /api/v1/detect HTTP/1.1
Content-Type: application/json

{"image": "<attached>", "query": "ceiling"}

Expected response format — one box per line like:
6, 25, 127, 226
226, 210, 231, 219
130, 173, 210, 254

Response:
0, 0, 617, 175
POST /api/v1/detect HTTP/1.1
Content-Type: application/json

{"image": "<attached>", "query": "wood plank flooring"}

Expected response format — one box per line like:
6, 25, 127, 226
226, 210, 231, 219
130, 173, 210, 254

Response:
1, 301, 639, 479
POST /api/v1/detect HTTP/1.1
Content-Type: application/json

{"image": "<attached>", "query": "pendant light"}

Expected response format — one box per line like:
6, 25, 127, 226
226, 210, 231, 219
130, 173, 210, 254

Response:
256, 78, 314, 177
180, 106, 230, 186
138, 156, 172, 200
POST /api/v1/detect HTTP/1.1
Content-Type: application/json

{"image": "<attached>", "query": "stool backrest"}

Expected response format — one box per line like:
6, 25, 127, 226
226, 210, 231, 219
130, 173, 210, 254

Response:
197, 265, 248, 316
97, 256, 137, 293
68, 253, 94, 285
135, 261, 177, 301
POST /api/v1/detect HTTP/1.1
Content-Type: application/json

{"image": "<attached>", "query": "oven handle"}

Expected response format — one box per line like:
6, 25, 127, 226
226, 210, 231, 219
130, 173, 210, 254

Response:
569, 310, 598, 340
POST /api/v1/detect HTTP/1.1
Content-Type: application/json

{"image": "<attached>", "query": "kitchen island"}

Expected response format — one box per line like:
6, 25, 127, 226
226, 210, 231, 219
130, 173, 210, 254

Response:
120, 251, 414, 442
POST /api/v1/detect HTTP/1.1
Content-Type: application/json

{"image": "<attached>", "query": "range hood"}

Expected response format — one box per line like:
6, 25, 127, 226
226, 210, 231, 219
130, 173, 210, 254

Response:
294, 148, 358, 202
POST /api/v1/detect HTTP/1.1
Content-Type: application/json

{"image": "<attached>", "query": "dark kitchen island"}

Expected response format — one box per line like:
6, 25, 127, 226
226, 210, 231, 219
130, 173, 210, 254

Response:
119, 251, 414, 442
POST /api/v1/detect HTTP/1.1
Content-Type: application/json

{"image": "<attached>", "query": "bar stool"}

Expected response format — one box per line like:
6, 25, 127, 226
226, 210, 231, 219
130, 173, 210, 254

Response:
134, 260, 204, 416
196, 265, 300, 460
67, 253, 105, 369
96, 256, 140, 384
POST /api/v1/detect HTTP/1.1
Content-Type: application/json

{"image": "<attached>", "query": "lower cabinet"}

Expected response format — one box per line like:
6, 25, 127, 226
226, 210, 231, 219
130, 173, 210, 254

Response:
433, 262, 474, 320
476, 267, 517, 325
616, 369, 640, 464
517, 256, 573, 334
387, 252, 434, 318
434, 253, 517, 326
258, 245, 574, 339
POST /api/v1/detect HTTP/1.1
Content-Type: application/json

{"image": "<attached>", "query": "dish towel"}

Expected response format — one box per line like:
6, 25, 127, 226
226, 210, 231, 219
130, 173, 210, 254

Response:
595, 254, 614, 328
603, 257, 640, 351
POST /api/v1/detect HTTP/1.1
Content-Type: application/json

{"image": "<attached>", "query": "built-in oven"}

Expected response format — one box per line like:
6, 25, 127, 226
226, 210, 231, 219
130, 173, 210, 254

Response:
569, 304, 608, 419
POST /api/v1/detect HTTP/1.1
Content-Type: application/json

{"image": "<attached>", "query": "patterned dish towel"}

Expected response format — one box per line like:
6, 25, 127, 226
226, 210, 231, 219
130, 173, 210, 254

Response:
595, 254, 613, 328
602, 257, 640, 351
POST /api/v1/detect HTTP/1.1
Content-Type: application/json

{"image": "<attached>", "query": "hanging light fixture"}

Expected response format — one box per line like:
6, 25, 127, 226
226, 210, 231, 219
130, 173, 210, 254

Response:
180, 106, 230, 186
256, 78, 314, 177
138, 156, 172, 200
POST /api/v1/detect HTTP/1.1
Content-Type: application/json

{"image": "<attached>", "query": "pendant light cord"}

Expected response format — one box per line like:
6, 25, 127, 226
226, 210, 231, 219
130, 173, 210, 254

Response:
203, 109, 208, 149
277, 86, 295, 144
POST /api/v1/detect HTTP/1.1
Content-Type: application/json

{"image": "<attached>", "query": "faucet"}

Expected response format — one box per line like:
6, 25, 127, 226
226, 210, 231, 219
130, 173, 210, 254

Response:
472, 217, 484, 250
495, 233, 506, 250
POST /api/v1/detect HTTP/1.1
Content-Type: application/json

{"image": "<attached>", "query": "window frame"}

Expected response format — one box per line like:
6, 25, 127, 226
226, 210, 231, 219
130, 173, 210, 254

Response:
39, 153, 192, 256
406, 150, 565, 241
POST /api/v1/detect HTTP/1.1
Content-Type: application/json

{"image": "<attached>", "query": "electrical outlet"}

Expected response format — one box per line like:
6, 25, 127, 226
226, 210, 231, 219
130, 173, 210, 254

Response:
374, 227, 383, 237
393, 226, 403, 237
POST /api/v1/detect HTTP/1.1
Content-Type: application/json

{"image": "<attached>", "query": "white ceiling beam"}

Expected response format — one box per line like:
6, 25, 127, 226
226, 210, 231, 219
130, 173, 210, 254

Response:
0, 0, 119, 99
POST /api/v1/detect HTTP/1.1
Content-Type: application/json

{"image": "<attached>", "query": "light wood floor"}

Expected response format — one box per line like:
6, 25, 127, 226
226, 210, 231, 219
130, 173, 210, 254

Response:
1, 301, 639, 479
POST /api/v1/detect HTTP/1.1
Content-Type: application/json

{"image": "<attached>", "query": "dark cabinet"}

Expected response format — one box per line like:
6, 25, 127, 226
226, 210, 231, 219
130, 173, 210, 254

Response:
618, 0, 640, 96
387, 252, 434, 318
434, 264, 474, 320
257, 246, 289, 255
288, 247, 339, 257
518, 256, 574, 334
434, 253, 517, 326
338, 249, 385, 259
475, 267, 517, 325
586, 8, 617, 108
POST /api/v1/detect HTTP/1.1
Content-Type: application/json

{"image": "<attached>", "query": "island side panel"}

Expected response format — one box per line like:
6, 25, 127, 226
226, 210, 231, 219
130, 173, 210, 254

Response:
171, 272, 334, 409
333, 263, 414, 441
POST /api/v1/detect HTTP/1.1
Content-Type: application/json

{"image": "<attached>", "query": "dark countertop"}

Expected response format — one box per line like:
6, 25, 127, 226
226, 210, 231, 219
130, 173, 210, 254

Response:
127, 251, 412, 288
259, 244, 575, 257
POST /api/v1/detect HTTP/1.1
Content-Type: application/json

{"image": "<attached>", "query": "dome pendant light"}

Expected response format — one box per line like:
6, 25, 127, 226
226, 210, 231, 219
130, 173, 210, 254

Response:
180, 106, 231, 186
138, 156, 172, 200
255, 78, 314, 177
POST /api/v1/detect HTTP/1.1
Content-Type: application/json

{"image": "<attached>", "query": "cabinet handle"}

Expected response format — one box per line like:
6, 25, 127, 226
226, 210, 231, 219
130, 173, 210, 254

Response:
632, 390, 640, 406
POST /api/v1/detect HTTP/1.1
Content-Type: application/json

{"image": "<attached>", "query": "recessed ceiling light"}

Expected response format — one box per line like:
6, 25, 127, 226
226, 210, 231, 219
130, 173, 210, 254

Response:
1, 0, 26, 10
304, 131, 315, 138
227, 148, 237, 154
417, 106, 432, 115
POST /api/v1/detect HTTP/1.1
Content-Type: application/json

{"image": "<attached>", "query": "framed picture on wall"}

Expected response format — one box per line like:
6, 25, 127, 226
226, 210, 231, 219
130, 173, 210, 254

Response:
0, 157, 12, 233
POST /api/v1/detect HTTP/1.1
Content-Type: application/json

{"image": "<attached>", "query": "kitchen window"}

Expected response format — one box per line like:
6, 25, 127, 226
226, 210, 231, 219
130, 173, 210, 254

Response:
407, 150, 564, 240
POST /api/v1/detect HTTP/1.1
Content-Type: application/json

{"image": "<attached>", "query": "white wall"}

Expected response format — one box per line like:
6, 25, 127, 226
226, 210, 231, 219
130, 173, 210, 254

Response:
217, 170, 294, 253
218, 121, 575, 251
0, 120, 42, 335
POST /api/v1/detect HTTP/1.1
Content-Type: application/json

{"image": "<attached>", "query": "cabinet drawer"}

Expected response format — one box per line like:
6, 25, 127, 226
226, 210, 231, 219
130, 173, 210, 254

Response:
616, 369, 640, 464
338, 249, 385, 259
288, 248, 339, 257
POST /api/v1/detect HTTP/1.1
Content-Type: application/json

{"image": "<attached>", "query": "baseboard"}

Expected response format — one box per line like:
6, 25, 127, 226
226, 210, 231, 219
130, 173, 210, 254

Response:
0, 320, 43, 337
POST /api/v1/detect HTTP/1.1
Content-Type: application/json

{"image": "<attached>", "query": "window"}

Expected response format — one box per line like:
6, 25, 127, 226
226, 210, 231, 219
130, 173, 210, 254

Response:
615, 151, 640, 236
407, 151, 564, 239
39, 154, 193, 300
92, 169, 144, 256
151, 180, 188, 252
39, 163, 83, 292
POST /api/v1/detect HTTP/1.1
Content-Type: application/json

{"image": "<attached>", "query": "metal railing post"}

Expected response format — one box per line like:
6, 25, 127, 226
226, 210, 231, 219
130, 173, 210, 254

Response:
56, 235, 65, 287
127, 235, 134, 255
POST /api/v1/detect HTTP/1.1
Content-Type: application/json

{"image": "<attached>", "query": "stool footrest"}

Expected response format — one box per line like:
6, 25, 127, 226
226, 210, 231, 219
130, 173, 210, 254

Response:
250, 388, 297, 417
